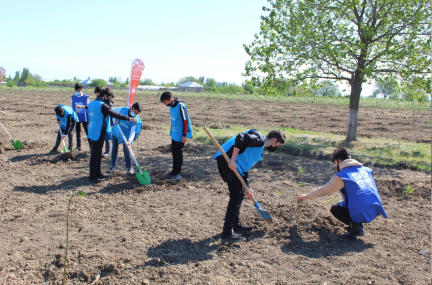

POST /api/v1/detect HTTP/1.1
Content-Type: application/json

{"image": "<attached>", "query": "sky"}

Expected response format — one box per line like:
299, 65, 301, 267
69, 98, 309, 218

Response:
1, 0, 374, 95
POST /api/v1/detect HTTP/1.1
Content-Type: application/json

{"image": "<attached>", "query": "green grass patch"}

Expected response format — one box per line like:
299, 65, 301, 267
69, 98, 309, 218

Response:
192, 126, 431, 172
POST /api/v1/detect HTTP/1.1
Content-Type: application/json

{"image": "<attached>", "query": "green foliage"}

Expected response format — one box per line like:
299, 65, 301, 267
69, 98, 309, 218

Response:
140, 78, 155, 85
33, 74, 45, 86
6, 78, 15, 87
373, 77, 399, 99
177, 76, 200, 86
19, 68, 29, 83
405, 185, 414, 195
24, 73, 35, 86
13, 71, 20, 82
89, 79, 107, 87
243, 81, 255, 94
312, 81, 341, 97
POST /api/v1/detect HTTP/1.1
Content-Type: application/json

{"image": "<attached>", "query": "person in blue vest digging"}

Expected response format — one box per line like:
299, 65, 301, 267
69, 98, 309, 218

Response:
71, 83, 91, 151
50, 105, 79, 153
297, 147, 388, 239
88, 88, 137, 184
108, 102, 143, 175
160, 91, 193, 181
213, 129, 286, 243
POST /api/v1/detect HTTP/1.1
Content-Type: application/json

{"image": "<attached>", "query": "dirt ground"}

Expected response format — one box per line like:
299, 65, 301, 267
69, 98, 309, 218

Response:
0, 89, 430, 284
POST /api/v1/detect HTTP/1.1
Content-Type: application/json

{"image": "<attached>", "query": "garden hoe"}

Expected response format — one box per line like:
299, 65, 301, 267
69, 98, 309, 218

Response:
0, 120, 23, 149
203, 127, 273, 224
59, 127, 70, 154
117, 123, 151, 185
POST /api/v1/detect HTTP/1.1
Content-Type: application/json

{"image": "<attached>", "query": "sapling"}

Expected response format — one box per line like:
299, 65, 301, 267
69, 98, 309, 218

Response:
63, 189, 86, 285
297, 166, 304, 221
404, 185, 414, 205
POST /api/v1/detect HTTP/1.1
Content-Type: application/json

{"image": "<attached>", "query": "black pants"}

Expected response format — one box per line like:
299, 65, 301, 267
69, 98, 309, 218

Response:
76, 122, 91, 149
54, 124, 75, 151
171, 139, 185, 174
217, 156, 245, 235
330, 204, 353, 225
89, 128, 106, 179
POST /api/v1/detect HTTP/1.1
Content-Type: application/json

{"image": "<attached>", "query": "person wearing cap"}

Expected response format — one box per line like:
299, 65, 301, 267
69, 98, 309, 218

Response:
297, 147, 388, 239
71, 83, 91, 151
50, 105, 78, 153
87, 88, 137, 183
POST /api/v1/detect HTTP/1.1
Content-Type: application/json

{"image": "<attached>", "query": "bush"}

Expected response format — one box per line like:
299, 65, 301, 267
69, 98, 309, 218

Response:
6, 79, 14, 87
89, 79, 107, 87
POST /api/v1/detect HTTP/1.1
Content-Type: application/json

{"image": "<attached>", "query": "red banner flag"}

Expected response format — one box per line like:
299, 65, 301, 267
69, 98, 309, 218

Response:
0, 67, 6, 84
128, 59, 145, 107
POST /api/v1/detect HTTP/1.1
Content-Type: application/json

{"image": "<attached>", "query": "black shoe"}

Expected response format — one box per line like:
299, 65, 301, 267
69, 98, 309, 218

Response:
90, 178, 105, 184
166, 171, 175, 176
98, 174, 110, 179
233, 224, 253, 234
221, 232, 246, 243
49, 148, 58, 153
345, 223, 365, 239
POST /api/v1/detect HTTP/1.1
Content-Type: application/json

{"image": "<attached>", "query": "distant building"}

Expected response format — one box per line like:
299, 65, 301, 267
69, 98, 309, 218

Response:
178, 81, 205, 92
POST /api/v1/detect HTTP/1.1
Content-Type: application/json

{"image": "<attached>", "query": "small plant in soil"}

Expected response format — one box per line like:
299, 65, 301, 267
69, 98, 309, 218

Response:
404, 185, 414, 205
63, 189, 86, 285
297, 166, 304, 222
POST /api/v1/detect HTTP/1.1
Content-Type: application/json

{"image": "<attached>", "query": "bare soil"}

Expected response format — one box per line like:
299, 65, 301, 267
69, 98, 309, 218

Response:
0, 90, 430, 284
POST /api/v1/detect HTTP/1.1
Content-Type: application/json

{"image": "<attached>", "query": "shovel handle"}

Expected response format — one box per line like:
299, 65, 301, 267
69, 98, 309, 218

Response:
116, 121, 143, 174
59, 126, 67, 148
0, 121, 14, 140
203, 127, 257, 204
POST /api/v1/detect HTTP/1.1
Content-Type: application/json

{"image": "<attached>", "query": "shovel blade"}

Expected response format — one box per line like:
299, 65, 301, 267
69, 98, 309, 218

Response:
136, 166, 151, 185
61, 146, 70, 153
254, 201, 273, 223
12, 139, 23, 149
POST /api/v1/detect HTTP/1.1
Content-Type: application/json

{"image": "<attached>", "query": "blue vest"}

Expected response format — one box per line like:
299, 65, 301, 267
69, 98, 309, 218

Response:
88, 100, 111, 141
212, 130, 266, 176
56, 105, 78, 130
337, 166, 388, 223
170, 102, 193, 142
71, 94, 89, 122
112, 107, 142, 144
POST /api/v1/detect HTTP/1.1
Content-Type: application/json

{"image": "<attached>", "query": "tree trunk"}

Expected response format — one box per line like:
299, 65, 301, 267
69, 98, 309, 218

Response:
346, 80, 363, 141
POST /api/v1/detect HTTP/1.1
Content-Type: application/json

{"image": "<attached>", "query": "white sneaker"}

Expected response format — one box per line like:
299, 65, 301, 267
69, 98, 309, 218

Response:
102, 152, 110, 158
126, 168, 135, 175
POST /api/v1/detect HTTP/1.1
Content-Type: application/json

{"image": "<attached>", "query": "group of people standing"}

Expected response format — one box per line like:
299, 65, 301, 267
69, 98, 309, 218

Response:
47, 85, 387, 243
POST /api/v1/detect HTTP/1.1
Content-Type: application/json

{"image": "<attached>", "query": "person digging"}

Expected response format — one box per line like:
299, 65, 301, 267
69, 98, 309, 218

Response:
50, 105, 78, 153
297, 147, 388, 239
213, 129, 286, 243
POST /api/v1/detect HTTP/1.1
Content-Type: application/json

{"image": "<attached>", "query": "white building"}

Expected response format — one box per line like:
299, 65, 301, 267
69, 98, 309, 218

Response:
178, 81, 205, 92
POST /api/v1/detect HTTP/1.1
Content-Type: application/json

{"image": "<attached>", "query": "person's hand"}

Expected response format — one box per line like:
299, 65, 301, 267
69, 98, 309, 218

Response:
76, 105, 84, 109
182, 137, 187, 143
129, 117, 137, 123
229, 159, 237, 170
0, 110, 5, 116
126, 140, 132, 147
297, 194, 308, 202
246, 188, 254, 199
61, 134, 67, 140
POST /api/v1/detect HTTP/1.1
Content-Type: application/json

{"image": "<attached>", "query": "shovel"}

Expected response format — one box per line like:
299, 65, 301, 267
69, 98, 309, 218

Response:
58, 127, 70, 153
0, 120, 23, 149
116, 121, 151, 185
203, 127, 273, 224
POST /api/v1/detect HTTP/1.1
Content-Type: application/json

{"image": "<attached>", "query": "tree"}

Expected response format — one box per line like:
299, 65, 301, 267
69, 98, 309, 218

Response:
372, 77, 399, 99
243, 81, 255, 94
204, 78, 217, 89
244, 0, 430, 141
140, 78, 155, 86
6, 78, 15, 87
89, 79, 107, 87
198, 76, 205, 84
24, 73, 35, 86
312, 80, 341, 97
177, 76, 200, 86
19, 68, 29, 83
34, 74, 45, 86
13, 71, 20, 82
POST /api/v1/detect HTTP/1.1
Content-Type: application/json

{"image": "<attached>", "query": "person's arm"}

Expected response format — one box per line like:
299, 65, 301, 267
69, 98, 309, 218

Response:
0, 110, 4, 116
101, 104, 132, 121
234, 132, 265, 150
297, 176, 344, 201
179, 105, 188, 141
63, 115, 72, 135
128, 125, 136, 142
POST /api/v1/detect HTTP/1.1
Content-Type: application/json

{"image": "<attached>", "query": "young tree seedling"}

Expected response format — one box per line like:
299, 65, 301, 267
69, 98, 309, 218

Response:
63, 189, 86, 285
404, 185, 414, 205
297, 166, 304, 222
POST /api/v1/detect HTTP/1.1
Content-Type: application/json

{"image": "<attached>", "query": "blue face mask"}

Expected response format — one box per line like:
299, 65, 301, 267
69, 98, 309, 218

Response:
75, 91, 82, 96
130, 110, 136, 117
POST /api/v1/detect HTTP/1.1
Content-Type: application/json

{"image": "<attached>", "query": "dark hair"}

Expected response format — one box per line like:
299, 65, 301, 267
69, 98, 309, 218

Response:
75, 83, 83, 91
99, 88, 113, 98
54, 106, 64, 117
160, 91, 173, 102
94, 86, 103, 94
266, 130, 286, 144
131, 102, 143, 112
331, 147, 351, 162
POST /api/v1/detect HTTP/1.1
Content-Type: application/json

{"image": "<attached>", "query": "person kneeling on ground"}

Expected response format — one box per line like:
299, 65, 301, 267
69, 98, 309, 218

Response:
108, 102, 143, 175
213, 129, 286, 243
297, 147, 388, 239
50, 105, 78, 153
87, 88, 137, 183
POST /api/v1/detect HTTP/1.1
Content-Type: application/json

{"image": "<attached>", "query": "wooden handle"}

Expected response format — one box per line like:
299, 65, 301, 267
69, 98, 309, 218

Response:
203, 127, 256, 203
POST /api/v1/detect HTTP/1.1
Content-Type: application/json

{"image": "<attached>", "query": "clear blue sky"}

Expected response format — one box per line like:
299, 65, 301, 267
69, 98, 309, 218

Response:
1, 0, 374, 95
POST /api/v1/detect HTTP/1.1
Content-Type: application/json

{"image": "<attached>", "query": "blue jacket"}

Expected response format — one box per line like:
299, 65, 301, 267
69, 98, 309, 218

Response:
112, 107, 142, 144
56, 105, 78, 130
170, 101, 193, 142
213, 129, 266, 176
337, 166, 388, 223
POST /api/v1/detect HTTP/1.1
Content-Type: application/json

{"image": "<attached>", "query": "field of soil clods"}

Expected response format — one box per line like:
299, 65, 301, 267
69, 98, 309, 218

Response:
0, 90, 430, 284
